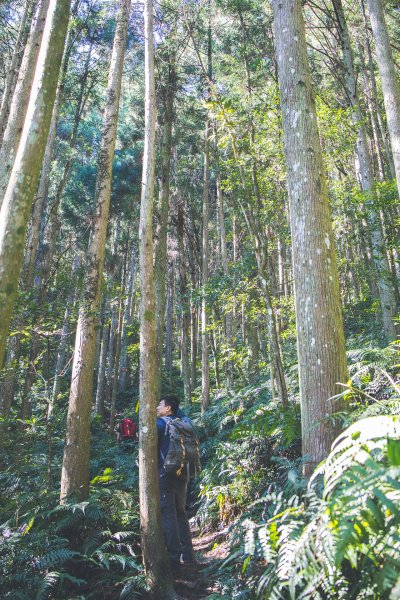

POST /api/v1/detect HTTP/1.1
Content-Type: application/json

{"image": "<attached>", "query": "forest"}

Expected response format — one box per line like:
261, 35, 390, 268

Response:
0, 0, 399, 598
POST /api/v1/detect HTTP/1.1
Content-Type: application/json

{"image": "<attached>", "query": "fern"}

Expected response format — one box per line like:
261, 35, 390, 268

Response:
241, 414, 400, 599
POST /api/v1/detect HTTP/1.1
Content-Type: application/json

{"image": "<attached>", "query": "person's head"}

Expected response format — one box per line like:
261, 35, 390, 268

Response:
156, 395, 180, 417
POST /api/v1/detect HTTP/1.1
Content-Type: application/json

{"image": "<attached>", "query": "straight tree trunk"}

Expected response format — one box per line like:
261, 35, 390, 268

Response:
138, 0, 176, 595
215, 131, 233, 388
0, 0, 51, 208
366, 0, 400, 195
201, 118, 210, 413
360, 2, 396, 180
105, 301, 118, 408
110, 290, 125, 433
0, 335, 19, 418
272, 0, 349, 474
332, 0, 397, 340
154, 65, 175, 399
177, 202, 191, 404
119, 252, 136, 393
95, 303, 110, 419
165, 273, 174, 388
0, 0, 70, 369
49, 255, 80, 417
60, 0, 130, 502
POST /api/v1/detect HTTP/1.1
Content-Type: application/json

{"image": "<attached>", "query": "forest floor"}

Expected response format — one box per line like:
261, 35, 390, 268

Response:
174, 526, 231, 599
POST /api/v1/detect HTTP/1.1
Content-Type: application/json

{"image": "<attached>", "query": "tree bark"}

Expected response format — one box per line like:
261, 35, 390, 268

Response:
332, 0, 397, 341
366, 0, 400, 195
177, 203, 191, 404
0, 0, 51, 209
95, 300, 111, 419
0, 0, 35, 146
60, 0, 130, 502
201, 118, 210, 413
272, 0, 348, 474
154, 64, 175, 399
215, 129, 234, 388
119, 252, 136, 393
0, 0, 70, 369
165, 271, 174, 388
22, 10, 77, 288
138, 0, 176, 595
49, 255, 80, 417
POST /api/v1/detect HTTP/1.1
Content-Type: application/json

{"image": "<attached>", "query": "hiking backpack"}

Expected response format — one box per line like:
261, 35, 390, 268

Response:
118, 418, 137, 439
161, 417, 201, 478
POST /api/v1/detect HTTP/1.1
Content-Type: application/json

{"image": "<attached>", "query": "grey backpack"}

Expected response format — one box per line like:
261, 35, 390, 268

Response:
161, 417, 201, 478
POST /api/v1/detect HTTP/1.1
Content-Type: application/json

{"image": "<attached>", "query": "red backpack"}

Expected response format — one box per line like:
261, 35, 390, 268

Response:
118, 418, 137, 439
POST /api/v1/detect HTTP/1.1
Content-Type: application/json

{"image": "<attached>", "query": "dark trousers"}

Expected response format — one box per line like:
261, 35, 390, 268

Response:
159, 470, 194, 564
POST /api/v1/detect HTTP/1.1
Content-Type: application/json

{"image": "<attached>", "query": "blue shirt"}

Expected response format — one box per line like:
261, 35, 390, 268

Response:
157, 415, 175, 470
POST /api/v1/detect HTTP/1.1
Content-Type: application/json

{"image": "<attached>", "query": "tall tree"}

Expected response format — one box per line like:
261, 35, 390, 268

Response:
0, 0, 70, 370
332, 0, 397, 341
201, 22, 212, 413
137, 0, 176, 595
60, 0, 130, 501
0, 0, 35, 145
366, 0, 400, 197
154, 58, 176, 398
0, 0, 51, 208
272, 0, 348, 473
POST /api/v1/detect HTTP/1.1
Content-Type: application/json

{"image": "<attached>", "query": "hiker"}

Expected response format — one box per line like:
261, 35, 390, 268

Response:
117, 416, 138, 445
157, 394, 198, 574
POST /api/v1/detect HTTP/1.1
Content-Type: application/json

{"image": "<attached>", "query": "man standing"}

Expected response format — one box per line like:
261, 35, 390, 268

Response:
156, 395, 196, 574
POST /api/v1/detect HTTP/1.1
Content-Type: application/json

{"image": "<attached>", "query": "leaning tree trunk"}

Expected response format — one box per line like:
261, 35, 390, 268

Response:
0, 0, 70, 369
22, 10, 78, 288
272, 0, 348, 474
0, 0, 35, 145
366, 0, 400, 196
0, 0, 51, 209
332, 0, 397, 341
138, 0, 176, 596
60, 0, 130, 502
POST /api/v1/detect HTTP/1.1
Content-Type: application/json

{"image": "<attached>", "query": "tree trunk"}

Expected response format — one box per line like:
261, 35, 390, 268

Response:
366, 0, 400, 194
0, 335, 19, 418
201, 118, 210, 413
138, 0, 176, 595
60, 0, 130, 502
332, 0, 397, 341
332, 0, 396, 339
0, 0, 35, 145
177, 202, 191, 405
22, 12, 77, 288
154, 65, 175, 399
215, 129, 233, 388
95, 301, 110, 420
165, 272, 174, 388
0, 0, 51, 208
50, 255, 80, 417
110, 291, 125, 434
119, 252, 136, 393
0, 0, 70, 369
272, 0, 348, 474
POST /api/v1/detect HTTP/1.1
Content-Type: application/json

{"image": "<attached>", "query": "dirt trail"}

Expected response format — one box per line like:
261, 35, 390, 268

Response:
174, 527, 230, 600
